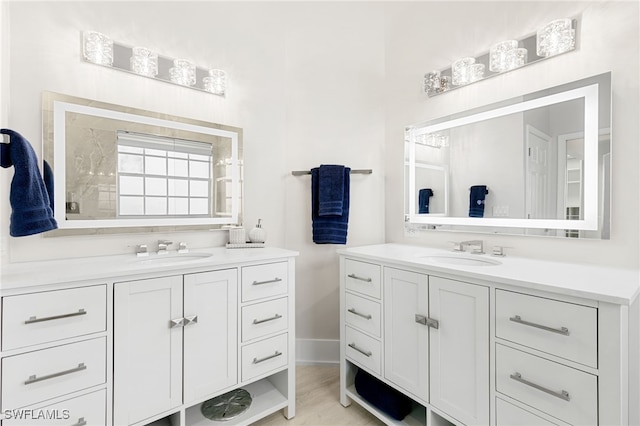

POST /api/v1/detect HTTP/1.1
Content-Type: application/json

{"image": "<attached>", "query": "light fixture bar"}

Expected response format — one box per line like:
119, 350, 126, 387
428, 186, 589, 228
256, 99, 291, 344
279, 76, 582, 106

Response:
82, 31, 227, 97
424, 18, 577, 97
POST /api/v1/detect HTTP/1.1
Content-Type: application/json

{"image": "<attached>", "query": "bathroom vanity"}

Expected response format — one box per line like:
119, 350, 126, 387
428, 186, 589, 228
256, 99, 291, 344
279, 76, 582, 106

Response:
0, 246, 297, 426
338, 243, 638, 426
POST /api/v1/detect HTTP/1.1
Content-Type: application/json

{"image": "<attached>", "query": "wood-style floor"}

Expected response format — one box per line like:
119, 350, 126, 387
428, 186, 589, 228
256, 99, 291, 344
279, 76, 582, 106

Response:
253, 365, 381, 425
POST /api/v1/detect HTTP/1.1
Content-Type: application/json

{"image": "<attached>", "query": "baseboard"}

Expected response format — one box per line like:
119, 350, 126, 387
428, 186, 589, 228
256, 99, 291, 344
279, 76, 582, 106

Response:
296, 338, 339, 365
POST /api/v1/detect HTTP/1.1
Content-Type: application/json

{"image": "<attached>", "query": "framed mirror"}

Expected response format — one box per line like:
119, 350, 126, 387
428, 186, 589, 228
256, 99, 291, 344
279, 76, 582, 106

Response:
43, 92, 243, 235
405, 72, 611, 239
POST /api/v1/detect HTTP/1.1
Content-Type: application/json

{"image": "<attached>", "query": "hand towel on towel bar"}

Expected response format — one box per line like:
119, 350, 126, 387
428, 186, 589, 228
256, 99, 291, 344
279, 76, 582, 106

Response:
311, 165, 350, 244
469, 185, 488, 218
0, 129, 58, 236
318, 164, 346, 216
418, 188, 433, 214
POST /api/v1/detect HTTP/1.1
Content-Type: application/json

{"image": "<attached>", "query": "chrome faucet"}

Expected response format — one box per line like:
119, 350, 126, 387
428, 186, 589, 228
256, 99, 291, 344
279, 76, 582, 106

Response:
459, 240, 484, 254
157, 240, 173, 255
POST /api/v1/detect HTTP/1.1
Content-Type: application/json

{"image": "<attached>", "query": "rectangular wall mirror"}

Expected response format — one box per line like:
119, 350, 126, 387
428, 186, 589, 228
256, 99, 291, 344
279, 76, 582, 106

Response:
405, 72, 611, 239
43, 92, 243, 236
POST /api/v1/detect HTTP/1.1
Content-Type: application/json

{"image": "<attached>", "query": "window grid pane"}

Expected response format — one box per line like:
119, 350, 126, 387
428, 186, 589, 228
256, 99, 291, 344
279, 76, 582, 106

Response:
117, 142, 211, 218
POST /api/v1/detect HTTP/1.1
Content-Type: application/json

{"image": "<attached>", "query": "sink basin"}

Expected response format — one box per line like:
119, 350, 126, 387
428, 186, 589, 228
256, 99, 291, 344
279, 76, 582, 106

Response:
419, 254, 501, 267
134, 252, 213, 265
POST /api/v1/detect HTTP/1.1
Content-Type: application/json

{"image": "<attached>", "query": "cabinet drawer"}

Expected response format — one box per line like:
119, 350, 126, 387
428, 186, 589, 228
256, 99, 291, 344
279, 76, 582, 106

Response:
242, 297, 288, 342
2, 285, 107, 351
241, 333, 288, 381
2, 337, 107, 410
345, 292, 381, 337
496, 344, 597, 426
496, 289, 597, 368
345, 326, 381, 376
496, 398, 558, 426
241, 262, 288, 302
3, 389, 106, 426
344, 259, 381, 299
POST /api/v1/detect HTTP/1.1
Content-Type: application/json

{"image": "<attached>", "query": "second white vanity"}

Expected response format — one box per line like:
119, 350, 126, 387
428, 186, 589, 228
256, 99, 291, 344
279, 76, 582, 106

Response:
0, 246, 297, 426
338, 243, 638, 426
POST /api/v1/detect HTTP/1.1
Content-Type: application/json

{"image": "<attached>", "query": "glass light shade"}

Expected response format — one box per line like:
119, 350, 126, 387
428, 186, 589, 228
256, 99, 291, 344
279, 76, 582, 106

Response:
203, 69, 227, 95
537, 18, 575, 57
424, 71, 441, 95
489, 40, 519, 72
83, 31, 113, 66
452, 57, 476, 86
468, 64, 485, 83
130, 47, 158, 77
169, 59, 196, 86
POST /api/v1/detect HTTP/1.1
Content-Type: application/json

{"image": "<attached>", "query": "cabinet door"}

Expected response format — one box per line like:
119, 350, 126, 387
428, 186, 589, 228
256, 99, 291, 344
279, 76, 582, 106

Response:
383, 267, 429, 402
183, 269, 238, 403
429, 276, 489, 426
114, 275, 183, 426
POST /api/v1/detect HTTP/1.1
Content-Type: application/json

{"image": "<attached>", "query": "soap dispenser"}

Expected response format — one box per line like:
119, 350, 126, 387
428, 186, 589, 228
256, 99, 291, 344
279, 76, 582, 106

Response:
248, 219, 266, 243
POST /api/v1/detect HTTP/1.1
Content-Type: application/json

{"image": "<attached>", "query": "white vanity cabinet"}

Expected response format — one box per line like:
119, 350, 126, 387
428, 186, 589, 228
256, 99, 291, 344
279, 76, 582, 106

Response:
341, 259, 489, 426
113, 269, 238, 425
339, 244, 637, 426
0, 284, 108, 426
0, 247, 297, 426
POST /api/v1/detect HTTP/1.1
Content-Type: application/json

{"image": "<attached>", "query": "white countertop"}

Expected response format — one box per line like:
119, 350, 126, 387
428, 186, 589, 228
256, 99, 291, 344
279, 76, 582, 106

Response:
337, 244, 640, 305
0, 246, 299, 293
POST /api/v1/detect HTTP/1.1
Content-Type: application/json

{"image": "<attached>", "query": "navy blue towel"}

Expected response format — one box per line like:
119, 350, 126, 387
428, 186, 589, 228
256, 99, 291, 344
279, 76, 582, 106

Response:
0, 129, 58, 236
311, 166, 350, 244
354, 368, 412, 421
318, 165, 345, 216
418, 188, 433, 214
469, 185, 488, 218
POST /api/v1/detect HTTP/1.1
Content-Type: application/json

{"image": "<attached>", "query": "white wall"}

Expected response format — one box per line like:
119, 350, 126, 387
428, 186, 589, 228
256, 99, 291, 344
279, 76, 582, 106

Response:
385, 1, 640, 269
1, 1, 386, 344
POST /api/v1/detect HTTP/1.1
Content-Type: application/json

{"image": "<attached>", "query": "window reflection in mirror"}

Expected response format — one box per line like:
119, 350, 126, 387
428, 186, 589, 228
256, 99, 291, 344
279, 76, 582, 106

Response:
43, 92, 243, 235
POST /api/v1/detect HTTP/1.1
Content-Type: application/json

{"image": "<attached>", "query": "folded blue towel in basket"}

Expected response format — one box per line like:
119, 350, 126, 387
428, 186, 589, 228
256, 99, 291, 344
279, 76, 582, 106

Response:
0, 129, 58, 236
311, 165, 350, 244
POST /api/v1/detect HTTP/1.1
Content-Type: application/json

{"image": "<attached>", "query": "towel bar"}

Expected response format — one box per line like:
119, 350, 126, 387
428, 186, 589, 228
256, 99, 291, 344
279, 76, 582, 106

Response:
292, 169, 372, 176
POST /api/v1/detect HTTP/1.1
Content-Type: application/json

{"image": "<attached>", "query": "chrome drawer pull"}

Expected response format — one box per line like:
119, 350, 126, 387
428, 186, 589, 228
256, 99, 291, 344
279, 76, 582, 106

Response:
253, 351, 283, 364
183, 315, 198, 326
170, 317, 185, 328
25, 363, 87, 385
348, 343, 372, 357
252, 278, 283, 286
510, 315, 570, 336
70, 418, 87, 426
348, 308, 372, 320
510, 372, 570, 401
347, 274, 372, 283
415, 314, 439, 329
253, 314, 283, 324
25, 309, 87, 324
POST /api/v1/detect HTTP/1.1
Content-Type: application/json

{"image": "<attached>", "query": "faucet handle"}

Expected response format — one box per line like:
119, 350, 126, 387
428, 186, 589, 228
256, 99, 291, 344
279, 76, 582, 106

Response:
449, 241, 464, 252
136, 244, 149, 257
178, 242, 189, 254
491, 245, 511, 257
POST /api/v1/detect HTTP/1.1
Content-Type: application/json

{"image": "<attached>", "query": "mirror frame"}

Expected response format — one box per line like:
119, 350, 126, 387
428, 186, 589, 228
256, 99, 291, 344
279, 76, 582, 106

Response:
407, 78, 603, 232
43, 92, 243, 234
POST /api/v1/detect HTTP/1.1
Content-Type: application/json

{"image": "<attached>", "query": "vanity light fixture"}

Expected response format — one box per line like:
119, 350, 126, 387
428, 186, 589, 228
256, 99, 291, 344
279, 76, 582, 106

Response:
130, 47, 158, 77
82, 31, 113, 66
169, 59, 196, 86
203, 69, 227, 95
424, 17, 577, 97
81, 30, 228, 96
489, 40, 527, 73
537, 18, 576, 57
416, 132, 449, 149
